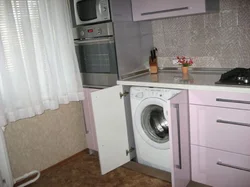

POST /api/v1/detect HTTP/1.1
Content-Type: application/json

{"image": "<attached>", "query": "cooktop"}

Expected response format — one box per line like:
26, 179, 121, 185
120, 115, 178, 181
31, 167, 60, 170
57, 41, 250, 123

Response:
216, 68, 250, 86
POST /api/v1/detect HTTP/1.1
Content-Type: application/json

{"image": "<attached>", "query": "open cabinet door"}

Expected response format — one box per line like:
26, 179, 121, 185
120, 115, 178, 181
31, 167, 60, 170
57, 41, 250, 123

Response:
91, 85, 135, 175
168, 90, 191, 187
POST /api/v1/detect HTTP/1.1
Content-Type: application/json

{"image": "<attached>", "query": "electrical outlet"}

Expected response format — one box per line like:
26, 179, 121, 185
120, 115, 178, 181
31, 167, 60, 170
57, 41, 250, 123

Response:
172, 59, 179, 65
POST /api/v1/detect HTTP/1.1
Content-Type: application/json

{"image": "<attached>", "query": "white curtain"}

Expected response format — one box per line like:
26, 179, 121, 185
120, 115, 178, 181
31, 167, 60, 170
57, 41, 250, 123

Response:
0, 0, 84, 127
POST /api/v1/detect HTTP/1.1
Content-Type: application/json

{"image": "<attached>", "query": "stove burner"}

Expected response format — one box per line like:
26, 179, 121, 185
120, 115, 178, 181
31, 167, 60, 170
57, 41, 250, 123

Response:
216, 68, 250, 86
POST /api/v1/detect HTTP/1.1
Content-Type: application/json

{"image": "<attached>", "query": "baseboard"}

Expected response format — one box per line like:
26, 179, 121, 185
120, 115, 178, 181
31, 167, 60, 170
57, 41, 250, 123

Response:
187, 181, 212, 187
122, 161, 171, 183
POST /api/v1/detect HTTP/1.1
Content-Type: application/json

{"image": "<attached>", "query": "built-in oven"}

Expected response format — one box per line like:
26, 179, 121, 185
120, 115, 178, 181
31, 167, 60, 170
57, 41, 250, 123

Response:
74, 22, 118, 87
70, 0, 111, 26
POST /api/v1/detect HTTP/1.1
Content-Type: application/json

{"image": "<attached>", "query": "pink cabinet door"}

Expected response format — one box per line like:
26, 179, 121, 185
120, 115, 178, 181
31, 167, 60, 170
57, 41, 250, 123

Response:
189, 90, 250, 110
83, 88, 99, 151
190, 105, 250, 155
131, 0, 206, 21
191, 145, 250, 187
168, 90, 191, 187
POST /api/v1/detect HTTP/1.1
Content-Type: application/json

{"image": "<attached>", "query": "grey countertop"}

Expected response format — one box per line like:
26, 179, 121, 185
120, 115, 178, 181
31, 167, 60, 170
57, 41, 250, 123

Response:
117, 69, 250, 93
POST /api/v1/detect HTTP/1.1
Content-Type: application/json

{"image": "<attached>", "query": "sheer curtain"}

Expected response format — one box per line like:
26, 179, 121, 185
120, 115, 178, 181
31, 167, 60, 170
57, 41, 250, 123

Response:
0, 0, 84, 126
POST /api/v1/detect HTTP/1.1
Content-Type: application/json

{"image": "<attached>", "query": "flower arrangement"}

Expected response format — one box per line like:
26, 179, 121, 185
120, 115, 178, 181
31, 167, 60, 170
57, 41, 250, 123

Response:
177, 56, 193, 67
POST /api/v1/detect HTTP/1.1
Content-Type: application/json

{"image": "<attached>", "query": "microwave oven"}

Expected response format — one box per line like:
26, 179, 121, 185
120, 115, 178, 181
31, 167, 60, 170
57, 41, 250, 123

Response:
70, 0, 111, 26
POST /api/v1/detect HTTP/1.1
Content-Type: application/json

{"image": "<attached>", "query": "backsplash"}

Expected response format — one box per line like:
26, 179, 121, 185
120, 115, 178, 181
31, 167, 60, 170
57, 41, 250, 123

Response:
152, 0, 250, 68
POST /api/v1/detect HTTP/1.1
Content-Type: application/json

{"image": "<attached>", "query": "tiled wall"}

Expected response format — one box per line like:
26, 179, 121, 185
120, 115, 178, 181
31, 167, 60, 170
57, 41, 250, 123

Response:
152, 0, 250, 68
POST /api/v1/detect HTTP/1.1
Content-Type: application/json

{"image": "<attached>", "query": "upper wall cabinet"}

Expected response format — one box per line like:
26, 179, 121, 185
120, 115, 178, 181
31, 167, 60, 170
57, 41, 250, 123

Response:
131, 0, 219, 21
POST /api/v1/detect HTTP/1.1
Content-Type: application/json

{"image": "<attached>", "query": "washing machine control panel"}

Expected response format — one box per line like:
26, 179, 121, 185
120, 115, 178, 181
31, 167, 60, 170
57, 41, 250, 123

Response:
135, 92, 144, 98
131, 87, 181, 100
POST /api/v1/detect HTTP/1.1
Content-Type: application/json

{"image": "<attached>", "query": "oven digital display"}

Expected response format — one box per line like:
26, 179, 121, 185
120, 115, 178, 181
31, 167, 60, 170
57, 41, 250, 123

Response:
88, 29, 94, 33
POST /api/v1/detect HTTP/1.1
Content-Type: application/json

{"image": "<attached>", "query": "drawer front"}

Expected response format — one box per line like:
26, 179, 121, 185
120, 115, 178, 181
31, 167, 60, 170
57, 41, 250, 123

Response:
190, 105, 250, 155
191, 145, 250, 187
189, 90, 250, 110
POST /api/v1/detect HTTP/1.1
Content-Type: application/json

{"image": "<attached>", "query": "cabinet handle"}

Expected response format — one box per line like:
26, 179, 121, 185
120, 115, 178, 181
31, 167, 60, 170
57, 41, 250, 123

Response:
217, 119, 250, 127
173, 104, 182, 169
216, 98, 250, 105
74, 37, 114, 44
217, 161, 250, 172
82, 102, 89, 134
141, 7, 189, 16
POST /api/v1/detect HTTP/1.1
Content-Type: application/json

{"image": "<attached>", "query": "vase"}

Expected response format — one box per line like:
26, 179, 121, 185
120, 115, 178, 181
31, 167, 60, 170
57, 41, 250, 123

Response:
182, 66, 188, 74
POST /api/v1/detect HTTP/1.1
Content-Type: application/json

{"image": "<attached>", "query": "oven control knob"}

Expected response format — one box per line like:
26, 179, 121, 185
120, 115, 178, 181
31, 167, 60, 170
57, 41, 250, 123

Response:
97, 28, 102, 34
135, 92, 143, 99
80, 31, 85, 37
244, 78, 249, 84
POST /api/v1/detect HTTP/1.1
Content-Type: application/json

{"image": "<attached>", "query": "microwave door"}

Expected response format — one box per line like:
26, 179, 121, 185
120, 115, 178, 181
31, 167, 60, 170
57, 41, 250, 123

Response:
76, 0, 97, 21
73, 0, 111, 26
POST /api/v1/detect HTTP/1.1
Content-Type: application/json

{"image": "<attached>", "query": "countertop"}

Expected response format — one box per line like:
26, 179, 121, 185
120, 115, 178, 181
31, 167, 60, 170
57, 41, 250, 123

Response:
117, 69, 250, 93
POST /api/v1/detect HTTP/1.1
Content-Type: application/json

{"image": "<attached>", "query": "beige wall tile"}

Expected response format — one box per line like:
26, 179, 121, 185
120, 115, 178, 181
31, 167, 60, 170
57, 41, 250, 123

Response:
152, 0, 250, 68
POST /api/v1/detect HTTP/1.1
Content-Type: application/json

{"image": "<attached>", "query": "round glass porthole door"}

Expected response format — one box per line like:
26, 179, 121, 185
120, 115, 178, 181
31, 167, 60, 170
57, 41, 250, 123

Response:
141, 105, 169, 143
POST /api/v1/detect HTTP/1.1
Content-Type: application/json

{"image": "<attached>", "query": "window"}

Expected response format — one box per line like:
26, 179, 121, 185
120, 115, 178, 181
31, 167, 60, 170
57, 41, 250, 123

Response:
0, 0, 84, 126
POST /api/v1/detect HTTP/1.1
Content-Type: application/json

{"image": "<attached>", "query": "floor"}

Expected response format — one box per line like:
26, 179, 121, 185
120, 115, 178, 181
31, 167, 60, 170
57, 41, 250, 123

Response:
28, 150, 171, 187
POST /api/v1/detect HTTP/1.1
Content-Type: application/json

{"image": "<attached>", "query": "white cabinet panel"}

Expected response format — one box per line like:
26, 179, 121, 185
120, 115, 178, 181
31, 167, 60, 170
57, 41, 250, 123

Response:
83, 88, 99, 152
91, 85, 135, 175
168, 90, 191, 187
0, 129, 13, 187
131, 0, 219, 21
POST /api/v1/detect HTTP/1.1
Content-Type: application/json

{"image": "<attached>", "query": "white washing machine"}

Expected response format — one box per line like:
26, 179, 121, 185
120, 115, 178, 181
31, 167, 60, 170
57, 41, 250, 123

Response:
130, 87, 181, 172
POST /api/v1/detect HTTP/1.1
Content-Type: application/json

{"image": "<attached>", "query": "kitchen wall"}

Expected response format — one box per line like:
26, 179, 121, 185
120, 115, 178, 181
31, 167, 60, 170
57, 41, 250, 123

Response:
114, 21, 153, 76
4, 101, 87, 178
152, 0, 250, 68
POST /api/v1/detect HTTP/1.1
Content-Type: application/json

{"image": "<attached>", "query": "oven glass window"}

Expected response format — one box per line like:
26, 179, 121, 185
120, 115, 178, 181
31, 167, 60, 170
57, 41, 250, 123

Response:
76, 40, 117, 74
77, 0, 97, 21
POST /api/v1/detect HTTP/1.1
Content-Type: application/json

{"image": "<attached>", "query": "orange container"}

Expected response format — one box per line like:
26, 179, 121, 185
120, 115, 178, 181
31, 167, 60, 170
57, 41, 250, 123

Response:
149, 57, 158, 74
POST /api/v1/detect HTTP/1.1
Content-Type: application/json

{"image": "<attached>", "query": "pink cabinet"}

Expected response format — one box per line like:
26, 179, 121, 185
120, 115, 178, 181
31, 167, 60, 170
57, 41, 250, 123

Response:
131, 0, 219, 21
191, 145, 250, 187
189, 89, 250, 186
190, 105, 250, 155
83, 88, 99, 152
189, 90, 250, 110
169, 90, 191, 187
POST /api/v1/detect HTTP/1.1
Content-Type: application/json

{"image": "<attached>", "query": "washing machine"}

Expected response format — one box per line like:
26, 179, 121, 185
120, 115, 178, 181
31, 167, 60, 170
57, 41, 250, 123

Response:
130, 87, 181, 172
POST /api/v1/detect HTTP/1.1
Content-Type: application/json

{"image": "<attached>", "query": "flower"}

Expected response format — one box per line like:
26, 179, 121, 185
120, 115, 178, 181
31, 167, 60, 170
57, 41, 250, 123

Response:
176, 56, 194, 67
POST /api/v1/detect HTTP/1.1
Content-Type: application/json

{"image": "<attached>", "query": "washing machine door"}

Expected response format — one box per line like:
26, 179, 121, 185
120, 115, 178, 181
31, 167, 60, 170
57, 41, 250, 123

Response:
134, 98, 170, 150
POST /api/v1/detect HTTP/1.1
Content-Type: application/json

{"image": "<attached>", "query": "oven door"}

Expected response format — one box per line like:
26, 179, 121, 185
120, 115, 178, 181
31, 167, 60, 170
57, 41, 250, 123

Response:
73, 0, 111, 26
75, 37, 118, 87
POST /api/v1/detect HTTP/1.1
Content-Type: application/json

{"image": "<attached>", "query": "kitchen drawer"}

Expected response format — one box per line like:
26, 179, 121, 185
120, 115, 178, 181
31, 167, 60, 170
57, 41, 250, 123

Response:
189, 90, 250, 110
191, 145, 250, 187
190, 105, 250, 155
